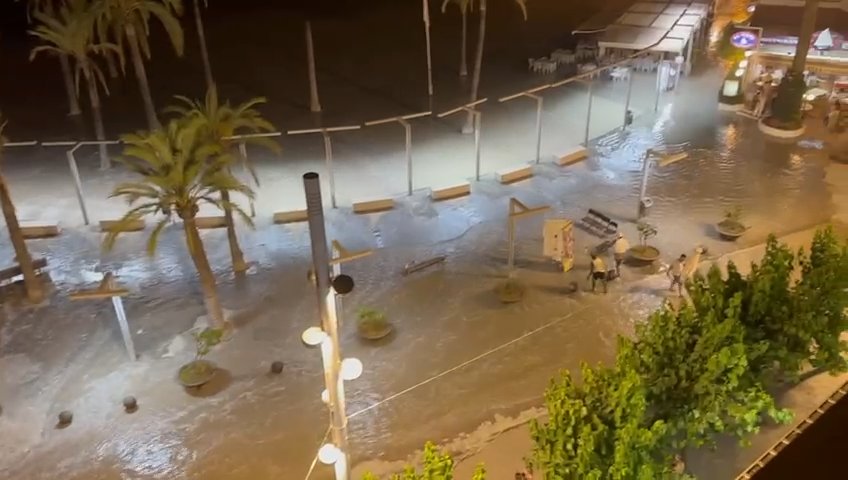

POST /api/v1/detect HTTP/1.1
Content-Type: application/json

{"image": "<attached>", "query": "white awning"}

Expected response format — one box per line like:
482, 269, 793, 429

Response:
596, 0, 710, 54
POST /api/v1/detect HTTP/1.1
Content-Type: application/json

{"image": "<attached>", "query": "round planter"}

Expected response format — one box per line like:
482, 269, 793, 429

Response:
758, 118, 806, 139
716, 220, 746, 241
178, 359, 217, 388
628, 245, 661, 262
497, 280, 526, 304
358, 323, 393, 341
718, 102, 744, 112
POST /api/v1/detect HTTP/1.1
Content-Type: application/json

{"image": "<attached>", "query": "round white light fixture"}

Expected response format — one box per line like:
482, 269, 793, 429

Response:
318, 443, 341, 465
744, 50, 754, 58
340, 358, 364, 381
301, 327, 327, 346
321, 388, 330, 404
739, 60, 748, 68
734, 68, 745, 78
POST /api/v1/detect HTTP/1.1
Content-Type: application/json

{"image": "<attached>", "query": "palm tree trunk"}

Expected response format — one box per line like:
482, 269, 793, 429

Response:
792, 0, 819, 73
83, 66, 110, 169
460, 8, 468, 77
305, 20, 322, 113
464, 0, 486, 133
193, 0, 215, 92
0, 171, 43, 304
104, 50, 120, 79
125, 23, 161, 130
183, 216, 226, 328
59, 54, 81, 116
220, 189, 247, 273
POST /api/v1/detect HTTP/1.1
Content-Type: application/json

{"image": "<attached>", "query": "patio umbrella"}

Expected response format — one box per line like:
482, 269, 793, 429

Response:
813, 28, 834, 50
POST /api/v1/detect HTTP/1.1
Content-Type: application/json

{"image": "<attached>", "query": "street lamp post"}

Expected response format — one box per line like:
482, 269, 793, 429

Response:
423, 0, 434, 98
364, 111, 432, 196
584, 80, 594, 146
507, 197, 550, 276
288, 125, 361, 209
437, 98, 487, 181
623, 64, 635, 129
499, 84, 552, 165
637, 145, 689, 219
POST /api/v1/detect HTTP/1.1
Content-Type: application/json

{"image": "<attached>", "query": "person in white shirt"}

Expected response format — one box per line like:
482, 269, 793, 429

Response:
668, 254, 687, 296
588, 254, 608, 293
612, 233, 630, 276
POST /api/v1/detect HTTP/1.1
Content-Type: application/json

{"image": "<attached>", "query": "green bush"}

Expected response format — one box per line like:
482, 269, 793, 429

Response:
362, 442, 485, 480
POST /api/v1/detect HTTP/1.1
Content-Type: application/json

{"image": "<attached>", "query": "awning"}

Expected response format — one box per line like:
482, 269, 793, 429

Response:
587, 0, 711, 53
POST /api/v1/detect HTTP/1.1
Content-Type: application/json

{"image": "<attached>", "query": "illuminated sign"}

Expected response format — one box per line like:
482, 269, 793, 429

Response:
731, 31, 759, 49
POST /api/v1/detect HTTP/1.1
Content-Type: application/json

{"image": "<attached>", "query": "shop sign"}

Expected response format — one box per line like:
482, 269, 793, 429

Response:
731, 30, 759, 49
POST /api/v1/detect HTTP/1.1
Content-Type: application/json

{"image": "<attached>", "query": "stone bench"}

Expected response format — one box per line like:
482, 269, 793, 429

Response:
557, 146, 589, 166
19, 222, 61, 239
273, 210, 308, 224
496, 165, 533, 184
430, 181, 471, 201
195, 216, 227, 229
352, 198, 395, 214
99, 219, 145, 233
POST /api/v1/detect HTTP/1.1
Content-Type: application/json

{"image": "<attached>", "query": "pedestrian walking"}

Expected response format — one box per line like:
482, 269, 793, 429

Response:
588, 254, 607, 293
668, 254, 686, 296
613, 232, 630, 276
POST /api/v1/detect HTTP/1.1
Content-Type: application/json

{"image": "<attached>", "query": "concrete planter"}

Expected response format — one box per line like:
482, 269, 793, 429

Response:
758, 118, 806, 139
718, 102, 744, 112
178, 359, 217, 388
629, 245, 661, 262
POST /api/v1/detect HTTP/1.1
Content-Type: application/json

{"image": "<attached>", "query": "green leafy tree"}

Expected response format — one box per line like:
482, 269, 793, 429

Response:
104, 118, 254, 328
0, 113, 44, 303
530, 362, 681, 480
29, 0, 120, 169
96, 0, 184, 129
165, 86, 279, 273
362, 442, 485, 479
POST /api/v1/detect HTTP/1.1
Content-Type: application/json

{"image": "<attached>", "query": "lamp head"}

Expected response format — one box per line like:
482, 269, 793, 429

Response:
332, 274, 355, 295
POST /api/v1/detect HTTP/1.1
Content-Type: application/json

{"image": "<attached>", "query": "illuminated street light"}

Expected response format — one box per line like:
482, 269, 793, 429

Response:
318, 443, 342, 465
302, 326, 328, 346
340, 358, 363, 381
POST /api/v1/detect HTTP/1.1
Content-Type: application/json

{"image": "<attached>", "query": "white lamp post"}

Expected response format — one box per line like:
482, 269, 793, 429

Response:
499, 84, 552, 164
364, 111, 432, 196
437, 98, 487, 181
288, 126, 362, 209
423, 0, 434, 98
637, 144, 689, 219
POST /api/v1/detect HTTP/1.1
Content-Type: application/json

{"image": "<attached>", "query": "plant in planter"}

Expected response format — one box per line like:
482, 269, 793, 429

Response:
717, 206, 747, 240
178, 327, 223, 387
357, 307, 393, 340
629, 222, 660, 261
765, 72, 806, 131
496, 278, 526, 303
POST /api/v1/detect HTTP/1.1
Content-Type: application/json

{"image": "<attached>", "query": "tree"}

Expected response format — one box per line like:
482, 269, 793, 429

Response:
0, 113, 44, 304
166, 86, 279, 273
104, 118, 254, 328
305, 19, 321, 113
30, 0, 119, 169
18, 0, 82, 116
530, 361, 681, 479
362, 442, 486, 480
463, 0, 527, 133
441, 0, 472, 77
97, 0, 185, 130
191, 0, 214, 91
769, 0, 819, 128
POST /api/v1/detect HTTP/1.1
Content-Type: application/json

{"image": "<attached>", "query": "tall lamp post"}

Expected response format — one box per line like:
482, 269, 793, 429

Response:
437, 98, 487, 181
364, 111, 432, 196
423, 0, 434, 99
499, 84, 552, 165
637, 144, 689, 219
288, 125, 361, 209
301, 172, 364, 480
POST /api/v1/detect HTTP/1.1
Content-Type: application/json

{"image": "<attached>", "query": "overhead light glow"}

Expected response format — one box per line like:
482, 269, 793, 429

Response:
302, 327, 327, 346
318, 444, 341, 465
341, 358, 364, 381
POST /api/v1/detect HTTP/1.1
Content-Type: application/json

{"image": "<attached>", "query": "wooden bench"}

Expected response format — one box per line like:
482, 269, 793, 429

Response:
496, 165, 533, 184
352, 198, 394, 214
273, 210, 308, 224
557, 146, 589, 166
194, 216, 227, 229
579, 209, 618, 237
0, 257, 48, 286
19, 222, 61, 239
430, 182, 471, 201
99, 219, 145, 233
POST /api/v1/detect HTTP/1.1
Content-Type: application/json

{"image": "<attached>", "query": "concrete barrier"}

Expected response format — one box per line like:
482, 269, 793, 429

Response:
273, 210, 308, 224
352, 198, 395, 214
557, 146, 589, 166
99, 219, 145, 233
19, 222, 61, 239
496, 165, 533, 184
430, 181, 471, 201
195, 216, 227, 229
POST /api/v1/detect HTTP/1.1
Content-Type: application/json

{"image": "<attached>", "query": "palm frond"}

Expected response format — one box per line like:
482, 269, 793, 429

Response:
146, 217, 170, 256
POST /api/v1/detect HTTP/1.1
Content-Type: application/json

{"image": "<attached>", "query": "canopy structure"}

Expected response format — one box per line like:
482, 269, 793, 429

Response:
595, 1, 711, 53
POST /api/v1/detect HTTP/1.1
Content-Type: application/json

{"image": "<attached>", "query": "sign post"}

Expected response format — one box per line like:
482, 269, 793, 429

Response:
69, 272, 135, 361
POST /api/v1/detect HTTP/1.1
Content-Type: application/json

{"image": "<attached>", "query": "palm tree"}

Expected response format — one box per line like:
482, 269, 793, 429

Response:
18, 0, 82, 116
104, 119, 254, 328
770, 0, 820, 128
30, 0, 120, 169
441, 0, 472, 77
166, 86, 279, 273
464, 0, 527, 132
0, 114, 44, 304
97, 0, 185, 130
305, 19, 321, 113
191, 0, 214, 91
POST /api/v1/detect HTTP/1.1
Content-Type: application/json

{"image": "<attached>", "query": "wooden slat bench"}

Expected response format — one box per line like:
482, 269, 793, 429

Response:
352, 198, 395, 214
430, 182, 471, 201
579, 209, 618, 237
496, 165, 533, 184
19, 222, 61, 240
273, 210, 308, 224
99, 219, 145, 233
557, 146, 589, 166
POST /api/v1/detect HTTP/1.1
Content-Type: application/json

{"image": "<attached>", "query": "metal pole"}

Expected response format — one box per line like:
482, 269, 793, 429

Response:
533, 95, 543, 164
584, 82, 594, 146
654, 61, 664, 112
111, 296, 136, 362
638, 150, 652, 218
423, 0, 434, 97
623, 69, 635, 128
321, 132, 337, 209
303, 172, 350, 479
331, 243, 343, 329
66, 146, 90, 225
473, 110, 482, 181
239, 142, 256, 217
507, 217, 516, 274
401, 120, 413, 196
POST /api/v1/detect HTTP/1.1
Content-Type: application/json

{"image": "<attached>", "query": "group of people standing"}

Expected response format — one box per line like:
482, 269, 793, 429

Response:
587, 232, 687, 296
